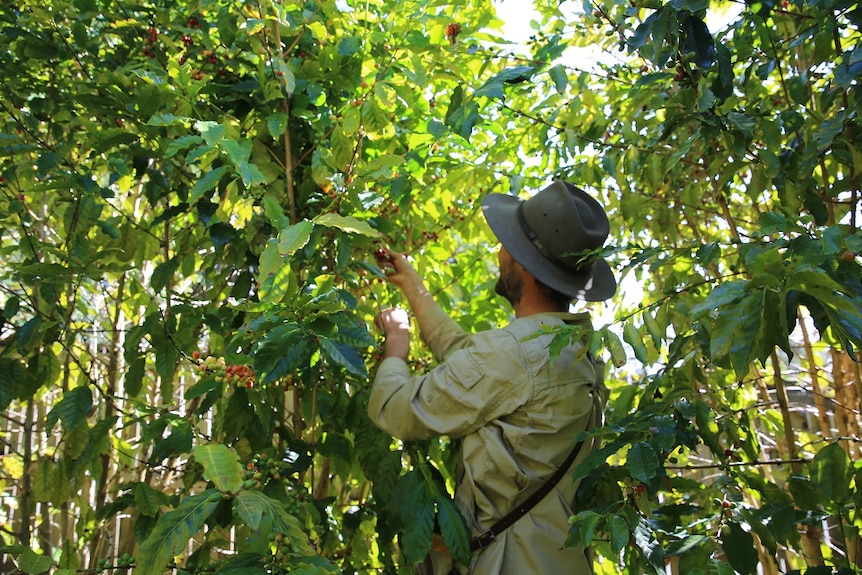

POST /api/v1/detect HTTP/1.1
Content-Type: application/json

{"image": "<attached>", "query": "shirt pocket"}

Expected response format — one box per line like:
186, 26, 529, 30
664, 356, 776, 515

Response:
448, 349, 484, 389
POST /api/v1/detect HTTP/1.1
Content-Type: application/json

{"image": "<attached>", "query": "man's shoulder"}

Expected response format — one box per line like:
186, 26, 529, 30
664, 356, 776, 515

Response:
505, 312, 592, 334
465, 313, 593, 352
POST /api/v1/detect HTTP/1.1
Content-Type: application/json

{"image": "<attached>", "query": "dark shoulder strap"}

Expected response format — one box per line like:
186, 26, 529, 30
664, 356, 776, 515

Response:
470, 324, 599, 552
470, 438, 586, 551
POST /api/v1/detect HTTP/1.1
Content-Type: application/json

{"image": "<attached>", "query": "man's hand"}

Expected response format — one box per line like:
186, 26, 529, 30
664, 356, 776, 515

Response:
373, 247, 436, 336
377, 250, 420, 290
376, 249, 435, 314
375, 307, 411, 360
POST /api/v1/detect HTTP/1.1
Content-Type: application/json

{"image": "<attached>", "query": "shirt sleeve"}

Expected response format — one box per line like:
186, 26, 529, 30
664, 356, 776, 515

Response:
367, 328, 528, 441
414, 299, 472, 362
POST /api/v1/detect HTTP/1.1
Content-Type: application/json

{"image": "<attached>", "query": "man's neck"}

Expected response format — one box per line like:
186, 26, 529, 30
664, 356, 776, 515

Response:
512, 297, 568, 318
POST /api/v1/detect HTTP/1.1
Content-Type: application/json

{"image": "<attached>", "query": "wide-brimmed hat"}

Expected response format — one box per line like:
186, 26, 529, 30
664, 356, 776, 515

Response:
482, 181, 616, 302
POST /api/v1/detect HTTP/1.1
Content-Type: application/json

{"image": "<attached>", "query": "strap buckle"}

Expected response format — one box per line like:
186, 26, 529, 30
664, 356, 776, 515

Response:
472, 529, 495, 550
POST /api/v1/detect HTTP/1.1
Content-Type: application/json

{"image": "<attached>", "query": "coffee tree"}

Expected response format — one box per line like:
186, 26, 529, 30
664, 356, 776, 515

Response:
0, 0, 859, 574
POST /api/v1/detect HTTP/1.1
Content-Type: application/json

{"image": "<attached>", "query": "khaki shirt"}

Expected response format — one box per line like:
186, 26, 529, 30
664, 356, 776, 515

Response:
369, 302, 606, 575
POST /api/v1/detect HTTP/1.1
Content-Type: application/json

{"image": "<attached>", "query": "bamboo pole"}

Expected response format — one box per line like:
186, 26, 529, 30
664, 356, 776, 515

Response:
797, 311, 833, 439
20, 399, 34, 548
771, 351, 824, 565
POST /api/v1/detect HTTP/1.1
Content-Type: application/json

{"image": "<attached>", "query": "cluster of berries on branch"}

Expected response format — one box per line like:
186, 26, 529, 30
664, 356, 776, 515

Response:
94, 554, 136, 573
193, 351, 256, 388
243, 452, 282, 489
141, 15, 228, 80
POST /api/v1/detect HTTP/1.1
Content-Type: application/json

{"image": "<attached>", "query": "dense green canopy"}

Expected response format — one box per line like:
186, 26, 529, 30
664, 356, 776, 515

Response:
1, 0, 860, 573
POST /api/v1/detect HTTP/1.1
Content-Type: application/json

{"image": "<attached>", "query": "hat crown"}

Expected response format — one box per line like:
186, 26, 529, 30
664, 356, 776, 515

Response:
481, 180, 616, 301
520, 182, 610, 270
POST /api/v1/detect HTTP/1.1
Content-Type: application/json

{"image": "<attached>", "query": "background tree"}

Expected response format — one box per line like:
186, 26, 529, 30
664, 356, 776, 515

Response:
0, 0, 859, 574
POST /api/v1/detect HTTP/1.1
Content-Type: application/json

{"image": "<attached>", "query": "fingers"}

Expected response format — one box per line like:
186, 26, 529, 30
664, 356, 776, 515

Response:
387, 251, 420, 281
388, 250, 409, 270
375, 307, 411, 360
375, 307, 410, 331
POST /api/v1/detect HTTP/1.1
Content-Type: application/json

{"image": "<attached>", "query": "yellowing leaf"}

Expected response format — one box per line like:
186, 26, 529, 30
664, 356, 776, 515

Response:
1, 454, 23, 479
193, 444, 244, 494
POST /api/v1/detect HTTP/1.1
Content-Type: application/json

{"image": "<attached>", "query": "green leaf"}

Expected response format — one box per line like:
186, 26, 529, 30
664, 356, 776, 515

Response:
211, 553, 267, 575
238, 161, 267, 186
32, 458, 70, 504
809, 442, 852, 509
821, 226, 843, 255
135, 482, 167, 517
150, 257, 179, 292
694, 399, 721, 454
608, 514, 630, 554
727, 111, 756, 137
136, 491, 220, 575
445, 85, 480, 140
602, 328, 627, 368
697, 86, 717, 110
548, 64, 568, 93
45, 386, 92, 430
147, 113, 191, 126
626, 442, 660, 483
548, 332, 571, 363
334, 321, 375, 349
571, 510, 602, 547
234, 490, 312, 553
267, 112, 289, 138
691, 281, 747, 319
154, 341, 180, 388
220, 139, 251, 166
278, 220, 314, 254
665, 534, 709, 556
17, 317, 43, 356
394, 472, 434, 565
313, 213, 380, 237
360, 154, 404, 180
720, 521, 758, 575
283, 557, 340, 574
195, 120, 226, 145
435, 495, 472, 566
632, 516, 664, 572
474, 66, 535, 100
194, 444, 245, 494
623, 321, 649, 364
707, 291, 764, 379
19, 548, 53, 574
319, 337, 367, 378
149, 419, 192, 463
681, 14, 715, 68
190, 166, 229, 203
185, 377, 219, 400
254, 324, 310, 383
0, 358, 28, 410
331, 127, 353, 170
706, 559, 738, 575
165, 135, 203, 158
125, 354, 145, 398
629, 9, 665, 50
788, 269, 857, 311
788, 475, 822, 511
642, 310, 664, 348
570, 440, 620, 482
257, 240, 294, 304
233, 490, 266, 530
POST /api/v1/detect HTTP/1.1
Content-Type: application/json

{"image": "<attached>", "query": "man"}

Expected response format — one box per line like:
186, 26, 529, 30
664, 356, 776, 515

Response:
369, 181, 616, 574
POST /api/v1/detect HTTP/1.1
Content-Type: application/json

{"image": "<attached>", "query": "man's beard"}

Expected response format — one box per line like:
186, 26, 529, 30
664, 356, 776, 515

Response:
494, 257, 523, 306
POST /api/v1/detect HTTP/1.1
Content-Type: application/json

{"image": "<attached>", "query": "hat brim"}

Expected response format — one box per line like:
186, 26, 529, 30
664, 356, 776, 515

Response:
482, 193, 617, 302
